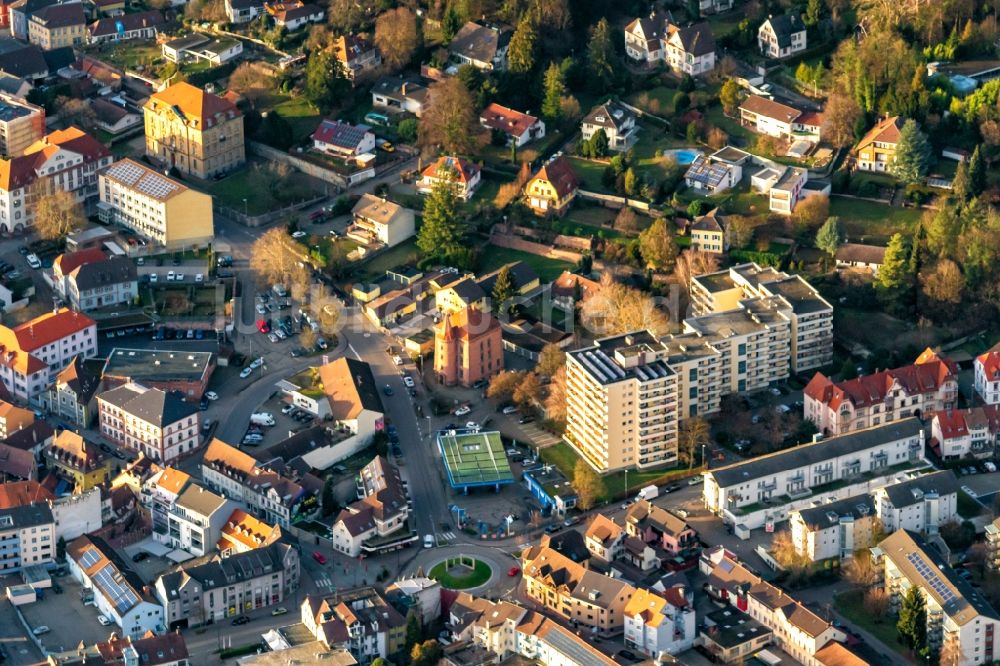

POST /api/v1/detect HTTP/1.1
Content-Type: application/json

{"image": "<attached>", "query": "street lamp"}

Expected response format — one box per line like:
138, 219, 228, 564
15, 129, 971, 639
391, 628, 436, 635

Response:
242, 198, 248, 217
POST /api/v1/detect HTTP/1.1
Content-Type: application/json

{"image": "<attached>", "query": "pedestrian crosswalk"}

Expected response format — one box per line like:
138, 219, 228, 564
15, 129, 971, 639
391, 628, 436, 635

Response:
313, 573, 335, 591
438, 531, 457, 541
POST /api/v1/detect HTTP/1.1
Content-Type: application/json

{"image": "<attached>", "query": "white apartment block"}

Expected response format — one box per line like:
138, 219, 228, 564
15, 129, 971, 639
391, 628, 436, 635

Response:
704, 418, 925, 518
872, 530, 1000, 665
0, 308, 97, 401
159, 483, 235, 556
805, 349, 958, 436
97, 382, 201, 464
690, 263, 833, 373
623, 586, 696, 655
789, 494, 876, 562
931, 407, 1000, 460
871, 469, 959, 534
98, 158, 214, 249
975, 345, 1000, 405
0, 503, 54, 572
0, 128, 112, 234
565, 331, 680, 473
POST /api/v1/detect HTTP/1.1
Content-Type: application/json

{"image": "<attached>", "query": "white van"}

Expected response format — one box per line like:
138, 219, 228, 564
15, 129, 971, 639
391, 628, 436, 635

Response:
26, 254, 41, 269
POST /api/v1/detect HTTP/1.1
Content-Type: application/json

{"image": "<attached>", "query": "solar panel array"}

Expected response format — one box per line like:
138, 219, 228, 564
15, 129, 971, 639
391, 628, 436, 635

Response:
319, 121, 371, 149
906, 551, 958, 606
78, 547, 101, 569
92, 563, 140, 614
105, 161, 181, 200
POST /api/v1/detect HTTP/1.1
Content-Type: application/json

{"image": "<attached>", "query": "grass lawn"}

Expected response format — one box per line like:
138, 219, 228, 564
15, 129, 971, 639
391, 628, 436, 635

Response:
567, 156, 612, 193
85, 42, 161, 71
626, 86, 680, 116
271, 96, 324, 145
540, 442, 692, 502
829, 197, 922, 244
204, 170, 281, 215
560, 206, 629, 238
354, 238, 420, 281
429, 557, 492, 589
633, 121, 687, 178
703, 106, 755, 145
479, 246, 573, 283
834, 590, 909, 658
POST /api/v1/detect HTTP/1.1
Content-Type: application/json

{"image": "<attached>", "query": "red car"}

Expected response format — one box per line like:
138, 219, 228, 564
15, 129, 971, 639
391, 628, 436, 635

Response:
312, 551, 327, 565
508, 566, 520, 577
256, 319, 270, 334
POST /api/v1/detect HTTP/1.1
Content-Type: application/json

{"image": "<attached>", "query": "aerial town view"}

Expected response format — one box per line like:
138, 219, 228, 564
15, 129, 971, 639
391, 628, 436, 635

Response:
0, 0, 998, 664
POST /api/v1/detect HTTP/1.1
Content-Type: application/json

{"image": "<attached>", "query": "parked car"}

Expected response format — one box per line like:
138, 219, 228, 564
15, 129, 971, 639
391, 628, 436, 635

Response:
312, 551, 327, 565
502, 405, 518, 415
32, 626, 49, 636
231, 616, 250, 626
97, 616, 113, 626
205, 391, 218, 401
25, 254, 41, 269
271, 607, 288, 616
240, 367, 253, 379
423, 534, 434, 548
454, 405, 471, 417
403, 376, 415, 388
508, 566, 521, 577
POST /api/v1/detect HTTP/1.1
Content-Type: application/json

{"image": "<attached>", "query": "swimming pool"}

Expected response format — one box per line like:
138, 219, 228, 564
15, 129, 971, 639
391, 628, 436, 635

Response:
664, 148, 703, 165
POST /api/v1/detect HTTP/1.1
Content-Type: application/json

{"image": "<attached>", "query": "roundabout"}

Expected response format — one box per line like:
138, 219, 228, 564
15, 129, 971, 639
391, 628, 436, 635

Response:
428, 556, 493, 589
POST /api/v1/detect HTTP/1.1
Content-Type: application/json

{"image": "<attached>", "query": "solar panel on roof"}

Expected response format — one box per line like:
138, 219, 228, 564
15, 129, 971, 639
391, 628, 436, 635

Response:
92, 563, 140, 614
78, 548, 101, 569
906, 552, 958, 606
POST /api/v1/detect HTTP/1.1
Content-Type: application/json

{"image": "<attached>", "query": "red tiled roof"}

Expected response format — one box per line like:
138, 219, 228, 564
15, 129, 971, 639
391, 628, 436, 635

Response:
479, 103, 539, 138
934, 405, 1000, 441
856, 116, 903, 151
977, 344, 1000, 381
8, 308, 95, 353
739, 95, 801, 123
797, 111, 823, 126
0, 480, 53, 508
805, 348, 957, 411
530, 156, 578, 199
145, 81, 241, 128
421, 155, 480, 184
53, 247, 106, 277
0, 127, 111, 192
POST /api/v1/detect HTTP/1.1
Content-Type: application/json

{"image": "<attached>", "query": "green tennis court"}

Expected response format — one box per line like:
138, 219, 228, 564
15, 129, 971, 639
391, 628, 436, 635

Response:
437, 430, 515, 491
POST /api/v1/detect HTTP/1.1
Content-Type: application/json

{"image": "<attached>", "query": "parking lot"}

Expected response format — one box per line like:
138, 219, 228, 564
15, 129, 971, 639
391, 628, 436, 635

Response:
238, 393, 324, 449
17, 576, 112, 654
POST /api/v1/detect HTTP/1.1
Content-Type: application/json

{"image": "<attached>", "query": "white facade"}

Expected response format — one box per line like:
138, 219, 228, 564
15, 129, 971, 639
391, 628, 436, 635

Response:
97, 384, 201, 464
872, 472, 958, 534
975, 350, 1000, 405
623, 591, 696, 655
0, 309, 97, 401
0, 505, 54, 573
758, 17, 806, 59
51, 488, 102, 541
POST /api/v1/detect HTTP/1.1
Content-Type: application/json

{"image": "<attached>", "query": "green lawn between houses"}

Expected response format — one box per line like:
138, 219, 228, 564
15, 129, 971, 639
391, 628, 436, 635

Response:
540, 442, 693, 502
834, 589, 911, 659
479, 247, 573, 283
828, 197, 923, 244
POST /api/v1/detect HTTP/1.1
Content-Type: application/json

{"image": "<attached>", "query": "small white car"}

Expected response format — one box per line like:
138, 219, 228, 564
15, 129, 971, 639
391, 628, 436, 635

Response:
454, 405, 471, 417
195, 273, 204, 282
502, 405, 518, 415
281, 404, 295, 414
250, 357, 264, 369
149, 273, 158, 283
393, 355, 404, 365
256, 304, 267, 315
175, 273, 185, 281
32, 626, 50, 636
292, 231, 307, 239
25, 253, 41, 269
167, 271, 176, 281
205, 391, 219, 401
423, 534, 434, 549
97, 616, 113, 626
403, 376, 415, 388
769, 387, 781, 396
240, 367, 253, 379
466, 421, 479, 430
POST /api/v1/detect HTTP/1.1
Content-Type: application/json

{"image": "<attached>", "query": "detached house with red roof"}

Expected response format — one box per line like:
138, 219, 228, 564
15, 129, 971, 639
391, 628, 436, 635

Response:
855, 116, 903, 173
0, 126, 112, 233
418, 155, 481, 200
931, 407, 1000, 460
433, 306, 502, 388
739, 95, 821, 142
479, 102, 545, 147
311, 119, 375, 159
525, 155, 578, 216
804, 348, 958, 436
0, 307, 96, 401
974, 343, 1000, 405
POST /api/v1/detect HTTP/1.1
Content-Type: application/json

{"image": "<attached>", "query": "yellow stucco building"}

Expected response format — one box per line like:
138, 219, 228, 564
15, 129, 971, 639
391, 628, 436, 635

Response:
44, 430, 112, 492
143, 81, 245, 179
98, 158, 214, 249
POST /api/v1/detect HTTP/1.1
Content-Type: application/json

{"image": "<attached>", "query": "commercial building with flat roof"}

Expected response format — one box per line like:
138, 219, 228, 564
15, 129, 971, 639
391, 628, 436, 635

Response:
436, 429, 514, 491
102, 347, 215, 399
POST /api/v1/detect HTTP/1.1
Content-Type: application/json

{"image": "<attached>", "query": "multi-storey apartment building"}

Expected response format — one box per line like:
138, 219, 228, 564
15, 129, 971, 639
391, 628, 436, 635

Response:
330, 456, 411, 557
301, 588, 406, 661
449, 593, 620, 666
44, 430, 112, 492
624, 585, 696, 655
931, 407, 1000, 460
0, 92, 43, 157
216, 509, 283, 554
565, 331, 680, 472
805, 349, 958, 435
975, 343, 1000, 405
0, 127, 112, 233
160, 483, 235, 556
53, 249, 137, 312
433, 307, 502, 388
0, 308, 97, 400
703, 551, 846, 665
520, 544, 636, 635
871, 469, 959, 534
27, 1, 85, 49
141, 467, 191, 544
690, 263, 833, 373
39, 354, 99, 426
143, 82, 244, 179
872, 530, 1000, 664
789, 494, 877, 562
704, 418, 925, 516
200, 438, 313, 528
97, 382, 200, 464
155, 543, 299, 629
0, 502, 54, 572
98, 158, 214, 249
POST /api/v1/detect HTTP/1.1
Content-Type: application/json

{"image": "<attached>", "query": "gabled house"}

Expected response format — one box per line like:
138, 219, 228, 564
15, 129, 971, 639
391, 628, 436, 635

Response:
871, 469, 959, 533
44, 429, 111, 492
689, 209, 728, 253
330, 456, 412, 557
663, 22, 716, 76
835, 243, 886, 274
479, 102, 545, 147
53, 248, 137, 312
623, 585, 696, 655
332, 33, 380, 82
38, 354, 99, 426
433, 307, 502, 388
854, 116, 903, 173
418, 155, 481, 201
739, 95, 821, 142
224, 0, 263, 23
97, 382, 201, 465
624, 500, 698, 557
311, 119, 375, 158
91, 98, 142, 137
448, 21, 511, 71
86, 9, 160, 43
931, 408, 1000, 460
581, 100, 637, 152
758, 14, 806, 59
584, 514, 625, 563
788, 493, 876, 562
264, 0, 323, 30
433, 275, 487, 314
804, 348, 959, 435
525, 155, 578, 216
301, 587, 406, 661
976, 343, 1000, 405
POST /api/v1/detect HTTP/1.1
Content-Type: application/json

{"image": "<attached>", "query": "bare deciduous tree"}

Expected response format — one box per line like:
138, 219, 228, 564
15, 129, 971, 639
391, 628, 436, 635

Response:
228, 63, 274, 107
863, 588, 890, 622
250, 228, 309, 291
581, 274, 671, 337
34, 185, 85, 241
375, 8, 419, 71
